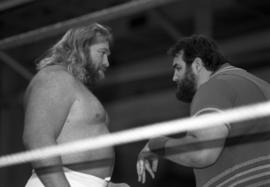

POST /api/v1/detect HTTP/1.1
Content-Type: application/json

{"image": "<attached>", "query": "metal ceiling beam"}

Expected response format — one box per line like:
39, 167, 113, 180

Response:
0, 0, 178, 50
0, 0, 35, 11
0, 51, 33, 80
220, 30, 270, 56
193, 0, 213, 36
149, 9, 183, 41
102, 29, 270, 86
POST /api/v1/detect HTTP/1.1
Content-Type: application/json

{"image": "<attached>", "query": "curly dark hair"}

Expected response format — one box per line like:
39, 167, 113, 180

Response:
168, 35, 227, 72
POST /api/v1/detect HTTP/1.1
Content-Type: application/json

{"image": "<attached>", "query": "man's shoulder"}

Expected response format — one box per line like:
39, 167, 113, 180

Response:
33, 65, 75, 85
191, 77, 234, 112
199, 76, 229, 92
26, 65, 77, 96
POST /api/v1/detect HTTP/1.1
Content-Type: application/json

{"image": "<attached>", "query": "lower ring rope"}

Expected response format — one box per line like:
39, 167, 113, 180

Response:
1, 101, 270, 168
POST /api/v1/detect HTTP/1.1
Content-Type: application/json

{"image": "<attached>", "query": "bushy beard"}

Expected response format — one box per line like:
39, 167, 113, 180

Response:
84, 62, 101, 86
175, 68, 197, 103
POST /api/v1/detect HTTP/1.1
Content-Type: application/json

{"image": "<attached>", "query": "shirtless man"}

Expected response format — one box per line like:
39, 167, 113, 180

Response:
23, 23, 129, 187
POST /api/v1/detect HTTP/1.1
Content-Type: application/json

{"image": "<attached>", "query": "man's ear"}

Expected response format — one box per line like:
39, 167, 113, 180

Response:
192, 57, 203, 74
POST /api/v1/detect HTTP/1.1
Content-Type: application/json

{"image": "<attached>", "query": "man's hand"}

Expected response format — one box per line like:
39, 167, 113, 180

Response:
136, 143, 159, 184
108, 182, 130, 187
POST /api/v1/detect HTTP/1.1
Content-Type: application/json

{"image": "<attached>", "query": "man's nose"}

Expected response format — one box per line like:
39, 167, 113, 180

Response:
103, 56, 109, 68
172, 72, 178, 82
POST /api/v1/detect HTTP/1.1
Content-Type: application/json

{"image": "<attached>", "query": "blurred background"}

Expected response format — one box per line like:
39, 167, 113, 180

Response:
1, 0, 270, 186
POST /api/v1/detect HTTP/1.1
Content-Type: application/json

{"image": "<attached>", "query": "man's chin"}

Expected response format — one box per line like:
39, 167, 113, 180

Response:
98, 70, 106, 80
176, 89, 194, 103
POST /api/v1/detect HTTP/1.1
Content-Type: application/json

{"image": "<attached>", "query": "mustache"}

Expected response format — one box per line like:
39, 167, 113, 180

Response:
99, 66, 107, 72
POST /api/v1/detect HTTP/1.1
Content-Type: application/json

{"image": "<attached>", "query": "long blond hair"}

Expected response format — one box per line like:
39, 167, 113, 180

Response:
36, 23, 113, 83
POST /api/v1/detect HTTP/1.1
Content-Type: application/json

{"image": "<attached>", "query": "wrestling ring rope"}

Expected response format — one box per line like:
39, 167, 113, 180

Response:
1, 101, 270, 168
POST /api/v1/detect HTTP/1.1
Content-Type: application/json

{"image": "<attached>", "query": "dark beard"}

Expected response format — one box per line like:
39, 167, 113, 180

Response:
84, 62, 100, 86
175, 68, 197, 103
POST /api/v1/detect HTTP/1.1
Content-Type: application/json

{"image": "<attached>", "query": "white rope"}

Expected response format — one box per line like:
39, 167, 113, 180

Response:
1, 101, 270, 168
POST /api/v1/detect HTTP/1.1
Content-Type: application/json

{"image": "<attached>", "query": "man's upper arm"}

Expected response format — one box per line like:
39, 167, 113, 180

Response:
23, 71, 75, 146
191, 78, 234, 129
188, 79, 234, 164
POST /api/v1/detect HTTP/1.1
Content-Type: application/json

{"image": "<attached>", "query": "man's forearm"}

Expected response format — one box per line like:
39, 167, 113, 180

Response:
33, 156, 70, 187
25, 137, 70, 187
164, 135, 207, 167
148, 134, 209, 168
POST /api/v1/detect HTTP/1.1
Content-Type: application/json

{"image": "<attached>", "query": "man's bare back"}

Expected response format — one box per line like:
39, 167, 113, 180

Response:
24, 65, 114, 179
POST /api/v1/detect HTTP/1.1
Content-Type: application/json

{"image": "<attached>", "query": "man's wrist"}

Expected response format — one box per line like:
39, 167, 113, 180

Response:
148, 136, 170, 156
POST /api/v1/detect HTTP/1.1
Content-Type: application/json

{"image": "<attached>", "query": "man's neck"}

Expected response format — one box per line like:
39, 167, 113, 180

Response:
197, 69, 213, 89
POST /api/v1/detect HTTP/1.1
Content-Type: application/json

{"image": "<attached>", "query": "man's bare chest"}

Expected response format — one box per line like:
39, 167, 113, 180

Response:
67, 88, 108, 125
